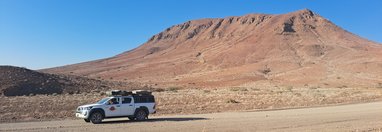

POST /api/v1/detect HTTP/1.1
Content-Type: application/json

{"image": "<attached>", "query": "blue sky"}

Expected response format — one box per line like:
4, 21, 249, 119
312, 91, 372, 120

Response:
1, 0, 381, 70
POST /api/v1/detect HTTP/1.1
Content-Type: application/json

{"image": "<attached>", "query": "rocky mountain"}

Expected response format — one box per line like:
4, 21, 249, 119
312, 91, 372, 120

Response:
42, 9, 382, 88
0, 66, 141, 96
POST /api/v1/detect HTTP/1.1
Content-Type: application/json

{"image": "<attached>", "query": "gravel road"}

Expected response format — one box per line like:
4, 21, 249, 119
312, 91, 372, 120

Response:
1, 102, 381, 132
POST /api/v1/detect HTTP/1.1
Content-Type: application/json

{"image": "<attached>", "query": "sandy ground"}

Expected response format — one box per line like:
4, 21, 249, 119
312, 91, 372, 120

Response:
1, 101, 381, 132
2, 88, 382, 122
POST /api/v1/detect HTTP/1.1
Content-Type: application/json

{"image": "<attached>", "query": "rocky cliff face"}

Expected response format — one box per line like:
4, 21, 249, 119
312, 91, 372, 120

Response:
42, 9, 382, 88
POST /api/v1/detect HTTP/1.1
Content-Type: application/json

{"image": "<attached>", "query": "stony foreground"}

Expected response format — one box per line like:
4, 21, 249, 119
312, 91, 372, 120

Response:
1, 101, 382, 132
1, 87, 381, 123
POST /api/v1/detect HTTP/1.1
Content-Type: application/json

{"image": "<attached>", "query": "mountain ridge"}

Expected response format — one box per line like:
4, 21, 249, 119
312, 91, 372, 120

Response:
42, 9, 382, 88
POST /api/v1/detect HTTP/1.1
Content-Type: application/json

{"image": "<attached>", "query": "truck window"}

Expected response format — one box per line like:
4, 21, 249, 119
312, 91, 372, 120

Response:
122, 97, 132, 104
148, 97, 155, 102
109, 98, 120, 105
133, 96, 155, 103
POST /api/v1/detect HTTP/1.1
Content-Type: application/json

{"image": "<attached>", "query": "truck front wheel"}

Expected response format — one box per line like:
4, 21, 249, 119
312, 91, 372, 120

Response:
89, 112, 103, 124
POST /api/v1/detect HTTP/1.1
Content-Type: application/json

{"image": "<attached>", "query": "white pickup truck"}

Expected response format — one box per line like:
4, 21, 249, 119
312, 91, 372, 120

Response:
75, 90, 156, 124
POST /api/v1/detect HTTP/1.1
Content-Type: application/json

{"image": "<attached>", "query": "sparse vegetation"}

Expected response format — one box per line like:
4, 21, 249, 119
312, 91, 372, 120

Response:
337, 85, 348, 88
230, 87, 248, 92
167, 86, 181, 92
309, 86, 319, 89
203, 90, 211, 93
226, 99, 240, 103
196, 52, 202, 57
377, 83, 382, 89
261, 67, 271, 75
285, 86, 293, 92
250, 88, 260, 91
1, 87, 382, 122
275, 91, 283, 94
153, 88, 165, 92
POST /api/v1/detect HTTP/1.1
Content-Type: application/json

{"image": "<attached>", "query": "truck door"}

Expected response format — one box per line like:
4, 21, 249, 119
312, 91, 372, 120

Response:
104, 97, 122, 117
120, 97, 135, 116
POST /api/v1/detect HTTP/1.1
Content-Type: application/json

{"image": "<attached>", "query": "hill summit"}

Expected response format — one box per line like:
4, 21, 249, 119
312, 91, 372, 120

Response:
43, 9, 382, 88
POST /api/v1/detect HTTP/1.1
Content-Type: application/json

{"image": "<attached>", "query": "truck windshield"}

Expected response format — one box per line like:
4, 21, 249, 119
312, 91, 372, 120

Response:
96, 98, 109, 104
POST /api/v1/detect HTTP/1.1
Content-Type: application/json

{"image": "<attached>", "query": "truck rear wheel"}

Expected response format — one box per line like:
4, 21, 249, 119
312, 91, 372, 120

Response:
135, 109, 148, 121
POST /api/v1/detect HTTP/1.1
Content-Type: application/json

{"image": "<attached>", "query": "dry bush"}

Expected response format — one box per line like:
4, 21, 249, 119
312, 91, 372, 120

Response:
153, 88, 165, 92
230, 87, 248, 92
203, 90, 211, 93
377, 83, 382, 89
226, 99, 240, 103
285, 86, 293, 92
166, 87, 181, 92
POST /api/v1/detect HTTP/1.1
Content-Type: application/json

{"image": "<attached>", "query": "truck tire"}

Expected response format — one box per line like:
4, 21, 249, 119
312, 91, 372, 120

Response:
84, 119, 90, 123
135, 109, 148, 121
89, 112, 103, 124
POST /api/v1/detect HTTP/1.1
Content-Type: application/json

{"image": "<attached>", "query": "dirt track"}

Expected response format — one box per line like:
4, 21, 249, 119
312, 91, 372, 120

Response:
1, 102, 381, 132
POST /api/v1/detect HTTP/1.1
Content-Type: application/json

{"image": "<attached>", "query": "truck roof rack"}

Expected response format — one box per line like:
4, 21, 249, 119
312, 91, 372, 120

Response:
106, 90, 152, 96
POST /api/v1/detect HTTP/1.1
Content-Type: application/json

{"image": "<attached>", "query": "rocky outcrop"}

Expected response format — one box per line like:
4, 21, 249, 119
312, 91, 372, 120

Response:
0, 66, 143, 96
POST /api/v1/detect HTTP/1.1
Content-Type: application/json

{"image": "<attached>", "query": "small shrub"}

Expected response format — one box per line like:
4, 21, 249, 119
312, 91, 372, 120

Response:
294, 93, 302, 97
377, 83, 382, 89
230, 87, 248, 92
275, 91, 283, 94
203, 90, 211, 93
196, 52, 202, 57
309, 86, 318, 89
230, 88, 239, 92
154, 88, 165, 92
167, 87, 180, 92
285, 86, 293, 92
262, 68, 271, 75
226, 99, 240, 103
337, 85, 348, 88
251, 88, 260, 91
